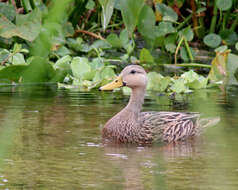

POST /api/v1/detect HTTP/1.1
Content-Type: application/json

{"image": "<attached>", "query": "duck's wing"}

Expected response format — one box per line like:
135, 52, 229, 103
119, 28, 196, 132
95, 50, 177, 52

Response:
139, 111, 200, 143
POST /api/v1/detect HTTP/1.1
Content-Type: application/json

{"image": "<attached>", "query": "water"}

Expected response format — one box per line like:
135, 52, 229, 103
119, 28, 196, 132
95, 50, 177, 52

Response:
0, 84, 238, 190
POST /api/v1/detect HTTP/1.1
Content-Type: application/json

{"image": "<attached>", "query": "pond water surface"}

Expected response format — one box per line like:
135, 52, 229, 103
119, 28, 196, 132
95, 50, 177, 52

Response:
0, 85, 238, 190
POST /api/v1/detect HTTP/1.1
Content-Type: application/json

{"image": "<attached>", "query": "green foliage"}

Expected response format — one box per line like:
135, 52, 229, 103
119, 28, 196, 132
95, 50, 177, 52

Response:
216, 0, 232, 11
203, 33, 222, 48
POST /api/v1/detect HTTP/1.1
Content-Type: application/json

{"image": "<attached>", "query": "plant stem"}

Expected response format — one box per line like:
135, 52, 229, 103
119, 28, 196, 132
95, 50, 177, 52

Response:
174, 36, 184, 64
222, 11, 229, 30
210, 1, 218, 33
171, 63, 211, 68
184, 38, 194, 61
231, 13, 238, 31
74, 29, 105, 40
176, 14, 192, 30
190, 0, 199, 37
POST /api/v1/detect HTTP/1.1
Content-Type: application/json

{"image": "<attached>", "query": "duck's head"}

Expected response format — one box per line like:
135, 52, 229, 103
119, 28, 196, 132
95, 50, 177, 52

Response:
99, 65, 147, 90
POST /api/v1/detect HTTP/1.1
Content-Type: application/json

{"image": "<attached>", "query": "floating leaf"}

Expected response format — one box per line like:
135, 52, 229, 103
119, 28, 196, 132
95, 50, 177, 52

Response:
120, 0, 144, 36
99, 0, 116, 31
147, 72, 170, 91
170, 78, 189, 93
216, 0, 232, 11
203, 33, 221, 48
54, 55, 72, 72
0, 49, 10, 63
181, 70, 208, 89
155, 3, 178, 22
71, 57, 91, 79
0, 65, 27, 82
9, 53, 26, 65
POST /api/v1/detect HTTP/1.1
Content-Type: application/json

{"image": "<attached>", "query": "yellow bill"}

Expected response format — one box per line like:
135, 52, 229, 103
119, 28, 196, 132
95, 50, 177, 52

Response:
99, 76, 124, 90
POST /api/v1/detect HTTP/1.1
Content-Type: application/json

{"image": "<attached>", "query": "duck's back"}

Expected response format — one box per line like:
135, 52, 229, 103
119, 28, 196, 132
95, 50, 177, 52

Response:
139, 111, 200, 143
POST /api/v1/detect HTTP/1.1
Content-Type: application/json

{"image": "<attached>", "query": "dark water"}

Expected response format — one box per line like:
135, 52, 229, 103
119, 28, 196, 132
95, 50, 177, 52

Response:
0, 85, 237, 190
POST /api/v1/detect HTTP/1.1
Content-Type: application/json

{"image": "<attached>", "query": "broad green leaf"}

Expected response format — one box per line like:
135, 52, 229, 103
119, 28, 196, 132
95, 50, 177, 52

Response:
0, 2, 16, 21
86, 0, 95, 10
203, 33, 222, 48
179, 27, 194, 41
215, 45, 228, 53
216, 0, 232, 11
0, 9, 41, 41
155, 3, 178, 22
120, 0, 144, 36
170, 78, 189, 93
164, 34, 176, 53
100, 67, 116, 80
147, 72, 170, 92
119, 29, 129, 48
180, 46, 196, 62
71, 57, 91, 79
181, 70, 208, 89
219, 30, 237, 45
10, 53, 26, 65
236, 42, 238, 51
140, 48, 154, 63
21, 57, 56, 83
99, 0, 116, 30
54, 55, 71, 72
91, 40, 112, 49
138, 5, 156, 40
0, 49, 10, 63
0, 65, 27, 82
106, 33, 122, 48
156, 22, 176, 37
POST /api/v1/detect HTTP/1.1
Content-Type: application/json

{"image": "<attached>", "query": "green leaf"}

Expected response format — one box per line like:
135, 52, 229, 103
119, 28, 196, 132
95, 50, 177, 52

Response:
0, 2, 16, 21
86, 0, 95, 10
10, 53, 26, 65
54, 55, 72, 72
0, 65, 27, 82
164, 34, 176, 53
156, 22, 176, 37
119, 29, 130, 49
170, 78, 189, 93
179, 27, 194, 41
219, 30, 238, 45
203, 33, 222, 48
227, 53, 238, 85
120, 0, 144, 36
216, 0, 232, 11
155, 3, 178, 22
0, 9, 41, 41
106, 33, 122, 48
147, 72, 170, 91
21, 57, 56, 83
215, 45, 228, 53
236, 42, 238, 51
138, 5, 156, 40
71, 57, 91, 79
0, 49, 10, 63
180, 46, 196, 62
99, 0, 116, 31
140, 48, 154, 63
181, 70, 208, 89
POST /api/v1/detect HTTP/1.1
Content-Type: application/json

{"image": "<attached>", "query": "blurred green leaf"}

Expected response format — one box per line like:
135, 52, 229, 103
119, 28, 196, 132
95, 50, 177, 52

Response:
138, 5, 156, 40
164, 34, 176, 53
203, 33, 222, 48
179, 27, 194, 41
120, 0, 144, 36
216, 0, 232, 11
180, 46, 196, 62
0, 9, 41, 41
86, 0, 95, 10
170, 78, 189, 93
10, 53, 26, 65
236, 42, 238, 51
99, 0, 116, 31
147, 72, 171, 91
156, 22, 176, 36
0, 65, 27, 82
21, 57, 56, 83
71, 57, 91, 79
140, 48, 154, 63
155, 3, 178, 22
181, 70, 208, 89
0, 2, 16, 21
227, 53, 238, 85
219, 30, 237, 45
215, 45, 228, 53
0, 49, 9, 63
106, 33, 122, 48
54, 55, 72, 72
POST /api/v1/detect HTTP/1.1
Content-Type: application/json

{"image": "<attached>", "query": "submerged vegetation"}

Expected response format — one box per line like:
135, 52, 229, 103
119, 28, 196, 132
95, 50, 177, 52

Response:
0, 0, 237, 93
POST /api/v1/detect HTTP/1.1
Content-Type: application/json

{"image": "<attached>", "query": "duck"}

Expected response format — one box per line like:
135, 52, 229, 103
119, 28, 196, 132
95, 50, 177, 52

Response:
99, 65, 219, 145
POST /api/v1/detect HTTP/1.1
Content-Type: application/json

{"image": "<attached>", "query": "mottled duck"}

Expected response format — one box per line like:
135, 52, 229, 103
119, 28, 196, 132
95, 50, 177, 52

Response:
99, 65, 219, 145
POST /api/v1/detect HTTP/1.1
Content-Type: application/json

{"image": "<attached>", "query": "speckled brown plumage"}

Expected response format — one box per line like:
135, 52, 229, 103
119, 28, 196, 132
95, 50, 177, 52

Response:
100, 65, 219, 145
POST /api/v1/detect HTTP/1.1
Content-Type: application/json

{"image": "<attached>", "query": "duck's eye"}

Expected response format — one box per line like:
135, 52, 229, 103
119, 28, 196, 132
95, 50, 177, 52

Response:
115, 80, 118, 83
130, 70, 136, 74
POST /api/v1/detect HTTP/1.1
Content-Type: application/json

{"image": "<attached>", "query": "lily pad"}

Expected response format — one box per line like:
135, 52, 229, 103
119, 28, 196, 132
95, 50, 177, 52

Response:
203, 33, 222, 48
147, 72, 171, 92
71, 57, 91, 79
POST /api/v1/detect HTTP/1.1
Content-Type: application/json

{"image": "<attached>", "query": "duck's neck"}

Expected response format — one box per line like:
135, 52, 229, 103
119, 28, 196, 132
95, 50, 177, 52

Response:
124, 87, 146, 115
